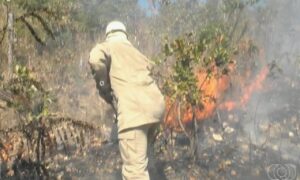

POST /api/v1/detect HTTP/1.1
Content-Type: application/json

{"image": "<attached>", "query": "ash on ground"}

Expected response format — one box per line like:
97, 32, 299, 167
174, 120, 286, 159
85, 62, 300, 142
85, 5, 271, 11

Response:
28, 92, 300, 180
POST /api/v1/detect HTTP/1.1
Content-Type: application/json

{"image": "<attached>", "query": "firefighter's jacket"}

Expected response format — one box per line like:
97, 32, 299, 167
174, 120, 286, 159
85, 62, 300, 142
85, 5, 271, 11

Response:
89, 32, 165, 133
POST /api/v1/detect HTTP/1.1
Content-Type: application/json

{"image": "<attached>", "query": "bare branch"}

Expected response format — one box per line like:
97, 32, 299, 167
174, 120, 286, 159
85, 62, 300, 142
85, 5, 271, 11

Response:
0, 25, 7, 45
0, 3, 8, 45
20, 17, 45, 46
177, 101, 190, 138
30, 12, 55, 40
15, 7, 59, 22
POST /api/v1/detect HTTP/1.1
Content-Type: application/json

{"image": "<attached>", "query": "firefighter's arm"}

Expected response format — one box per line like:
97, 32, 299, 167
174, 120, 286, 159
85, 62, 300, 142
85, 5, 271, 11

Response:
88, 44, 113, 103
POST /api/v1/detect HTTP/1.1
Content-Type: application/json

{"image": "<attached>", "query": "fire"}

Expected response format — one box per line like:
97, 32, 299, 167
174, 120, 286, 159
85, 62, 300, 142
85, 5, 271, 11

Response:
219, 66, 269, 111
164, 67, 230, 129
164, 65, 269, 130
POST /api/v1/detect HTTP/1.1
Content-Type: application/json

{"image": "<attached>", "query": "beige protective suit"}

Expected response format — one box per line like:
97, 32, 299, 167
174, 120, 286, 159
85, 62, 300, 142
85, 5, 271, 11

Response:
89, 31, 165, 180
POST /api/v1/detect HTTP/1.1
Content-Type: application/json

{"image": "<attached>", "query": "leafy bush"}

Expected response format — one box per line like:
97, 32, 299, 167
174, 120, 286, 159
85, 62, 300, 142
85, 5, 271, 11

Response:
161, 25, 235, 121
3, 65, 54, 123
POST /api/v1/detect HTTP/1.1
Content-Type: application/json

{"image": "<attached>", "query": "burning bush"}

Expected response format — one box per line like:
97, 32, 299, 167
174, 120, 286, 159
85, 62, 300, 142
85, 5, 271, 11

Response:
154, 19, 271, 158
159, 25, 235, 130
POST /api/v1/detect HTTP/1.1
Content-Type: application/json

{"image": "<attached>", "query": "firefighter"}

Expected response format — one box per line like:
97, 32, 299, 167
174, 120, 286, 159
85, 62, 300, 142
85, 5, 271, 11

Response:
88, 21, 165, 180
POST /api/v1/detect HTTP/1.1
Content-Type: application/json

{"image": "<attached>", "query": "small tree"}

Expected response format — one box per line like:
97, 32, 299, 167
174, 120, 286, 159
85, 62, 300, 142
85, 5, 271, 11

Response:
155, 0, 260, 158
0, 0, 77, 76
159, 25, 234, 157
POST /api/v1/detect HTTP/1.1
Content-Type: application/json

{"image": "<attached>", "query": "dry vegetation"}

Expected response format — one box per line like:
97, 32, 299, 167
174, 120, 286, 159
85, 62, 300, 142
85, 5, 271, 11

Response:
0, 0, 300, 179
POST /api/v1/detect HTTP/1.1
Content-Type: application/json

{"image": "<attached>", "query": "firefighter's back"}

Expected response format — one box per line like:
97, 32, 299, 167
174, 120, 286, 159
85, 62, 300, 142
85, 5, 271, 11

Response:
106, 40, 165, 132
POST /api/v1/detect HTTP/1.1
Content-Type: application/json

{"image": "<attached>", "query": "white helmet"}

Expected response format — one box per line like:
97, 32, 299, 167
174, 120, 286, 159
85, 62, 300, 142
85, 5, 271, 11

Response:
105, 21, 127, 37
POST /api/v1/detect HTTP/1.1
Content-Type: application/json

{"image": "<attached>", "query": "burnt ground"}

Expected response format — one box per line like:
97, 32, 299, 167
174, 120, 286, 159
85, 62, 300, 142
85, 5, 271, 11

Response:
0, 84, 299, 180
56, 114, 299, 180
21, 106, 298, 180
4, 103, 298, 180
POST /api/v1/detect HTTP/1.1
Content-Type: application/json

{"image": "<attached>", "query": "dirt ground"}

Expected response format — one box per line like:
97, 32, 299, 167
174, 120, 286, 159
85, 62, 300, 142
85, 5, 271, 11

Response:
1, 82, 299, 180
24, 105, 299, 180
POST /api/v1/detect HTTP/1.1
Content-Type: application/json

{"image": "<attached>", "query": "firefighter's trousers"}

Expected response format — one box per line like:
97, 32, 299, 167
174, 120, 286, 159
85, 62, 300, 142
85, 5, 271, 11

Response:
118, 123, 158, 180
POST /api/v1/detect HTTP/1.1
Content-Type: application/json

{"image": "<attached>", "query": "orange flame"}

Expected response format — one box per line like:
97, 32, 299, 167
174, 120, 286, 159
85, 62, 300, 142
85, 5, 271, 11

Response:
164, 67, 230, 129
219, 66, 269, 111
164, 65, 269, 130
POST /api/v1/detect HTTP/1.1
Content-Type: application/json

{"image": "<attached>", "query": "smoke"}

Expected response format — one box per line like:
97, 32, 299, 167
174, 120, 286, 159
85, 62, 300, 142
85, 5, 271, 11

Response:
247, 0, 300, 122
236, 0, 300, 164
2, 0, 299, 178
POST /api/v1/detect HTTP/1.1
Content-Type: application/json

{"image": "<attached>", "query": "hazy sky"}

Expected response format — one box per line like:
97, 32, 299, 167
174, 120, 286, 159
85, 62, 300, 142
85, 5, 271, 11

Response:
138, 0, 149, 9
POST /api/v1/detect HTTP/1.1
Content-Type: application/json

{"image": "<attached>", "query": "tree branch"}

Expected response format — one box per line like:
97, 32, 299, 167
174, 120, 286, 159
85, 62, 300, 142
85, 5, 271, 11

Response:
177, 101, 190, 138
20, 17, 45, 46
0, 25, 7, 45
0, 3, 8, 45
15, 8, 58, 22
30, 12, 55, 40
